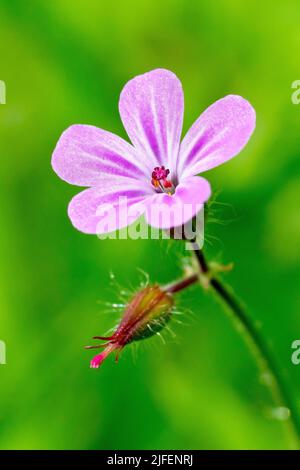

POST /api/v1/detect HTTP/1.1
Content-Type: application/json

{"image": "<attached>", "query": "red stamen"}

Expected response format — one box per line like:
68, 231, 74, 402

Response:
151, 166, 173, 192
163, 179, 172, 188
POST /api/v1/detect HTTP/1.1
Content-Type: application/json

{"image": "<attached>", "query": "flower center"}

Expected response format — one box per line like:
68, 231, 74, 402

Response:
151, 166, 174, 195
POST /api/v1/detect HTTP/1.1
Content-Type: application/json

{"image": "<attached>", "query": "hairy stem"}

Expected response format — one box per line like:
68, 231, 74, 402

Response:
194, 247, 300, 449
164, 273, 199, 294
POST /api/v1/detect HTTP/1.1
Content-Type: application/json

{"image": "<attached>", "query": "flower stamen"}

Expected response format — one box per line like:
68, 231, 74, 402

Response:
151, 166, 174, 194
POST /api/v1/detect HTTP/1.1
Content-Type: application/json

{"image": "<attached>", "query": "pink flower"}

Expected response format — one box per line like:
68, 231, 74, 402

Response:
52, 69, 255, 233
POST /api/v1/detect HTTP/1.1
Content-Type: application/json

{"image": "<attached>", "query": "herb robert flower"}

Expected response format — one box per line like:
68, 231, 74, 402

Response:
52, 69, 255, 233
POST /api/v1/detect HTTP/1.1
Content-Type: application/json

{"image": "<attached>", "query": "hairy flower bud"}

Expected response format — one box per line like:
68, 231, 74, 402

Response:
87, 285, 174, 368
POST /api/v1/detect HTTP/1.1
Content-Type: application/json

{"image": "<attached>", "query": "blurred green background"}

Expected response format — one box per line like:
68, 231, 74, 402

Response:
1, 0, 300, 450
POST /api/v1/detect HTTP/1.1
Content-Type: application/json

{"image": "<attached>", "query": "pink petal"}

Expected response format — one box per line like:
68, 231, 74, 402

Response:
145, 176, 211, 229
178, 95, 256, 179
119, 69, 184, 173
68, 183, 149, 234
52, 124, 148, 187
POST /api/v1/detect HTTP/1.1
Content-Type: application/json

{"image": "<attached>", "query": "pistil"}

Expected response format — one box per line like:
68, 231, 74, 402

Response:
151, 166, 174, 194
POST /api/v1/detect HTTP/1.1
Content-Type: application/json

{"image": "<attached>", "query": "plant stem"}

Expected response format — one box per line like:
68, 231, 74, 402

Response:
193, 247, 300, 449
164, 273, 199, 294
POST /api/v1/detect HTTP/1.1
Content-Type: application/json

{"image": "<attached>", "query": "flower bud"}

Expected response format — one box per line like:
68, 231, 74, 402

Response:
88, 285, 174, 368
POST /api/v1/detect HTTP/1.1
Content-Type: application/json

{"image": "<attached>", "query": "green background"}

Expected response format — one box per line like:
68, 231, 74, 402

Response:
1, 0, 300, 450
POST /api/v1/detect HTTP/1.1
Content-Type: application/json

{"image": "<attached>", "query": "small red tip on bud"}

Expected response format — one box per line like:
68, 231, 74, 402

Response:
88, 285, 174, 369
90, 343, 117, 368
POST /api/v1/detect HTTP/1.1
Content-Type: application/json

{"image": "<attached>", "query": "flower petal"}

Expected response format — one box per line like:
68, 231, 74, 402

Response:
178, 95, 256, 179
119, 69, 184, 172
68, 183, 149, 234
52, 124, 148, 187
145, 176, 211, 229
